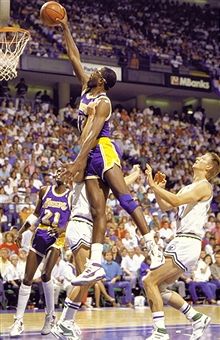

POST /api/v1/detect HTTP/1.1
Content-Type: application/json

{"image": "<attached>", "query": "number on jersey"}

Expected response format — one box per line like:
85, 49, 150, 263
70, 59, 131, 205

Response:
41, 209, 61, 227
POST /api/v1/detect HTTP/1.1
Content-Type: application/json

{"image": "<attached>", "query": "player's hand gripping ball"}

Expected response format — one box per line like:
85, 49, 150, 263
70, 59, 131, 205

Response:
40, 1, 66, 26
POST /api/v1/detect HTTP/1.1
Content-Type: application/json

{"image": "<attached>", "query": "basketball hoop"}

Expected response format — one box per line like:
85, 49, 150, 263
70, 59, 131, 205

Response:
0, 27, 30, 81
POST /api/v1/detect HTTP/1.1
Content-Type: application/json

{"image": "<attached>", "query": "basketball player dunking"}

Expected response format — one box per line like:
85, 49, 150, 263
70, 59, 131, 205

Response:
57, 13, 164, 285
144, 152, 220, 340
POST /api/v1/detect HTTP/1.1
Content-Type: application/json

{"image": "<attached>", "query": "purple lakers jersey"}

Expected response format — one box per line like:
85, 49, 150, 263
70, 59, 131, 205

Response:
39, 186, 72, 229
77, 90, 111, 138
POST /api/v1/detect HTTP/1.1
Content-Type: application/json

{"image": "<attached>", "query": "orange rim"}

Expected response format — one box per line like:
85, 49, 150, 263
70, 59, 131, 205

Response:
0, 26, 30, 36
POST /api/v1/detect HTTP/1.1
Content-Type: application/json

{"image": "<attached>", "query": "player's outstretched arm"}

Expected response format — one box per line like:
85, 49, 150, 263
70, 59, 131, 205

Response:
57, 14, 89, 87
145, 164, 212, 207
124, 164, 141, 186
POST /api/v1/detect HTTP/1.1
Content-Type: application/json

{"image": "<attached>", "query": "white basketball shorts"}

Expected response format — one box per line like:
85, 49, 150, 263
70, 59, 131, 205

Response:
65, 219, 93, 253
164, 233, 202, 272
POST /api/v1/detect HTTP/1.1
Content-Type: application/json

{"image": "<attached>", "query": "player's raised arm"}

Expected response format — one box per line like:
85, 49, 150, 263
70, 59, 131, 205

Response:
57, 13, 89, 87
124, 164, 141, 186
145, 164, 212, 207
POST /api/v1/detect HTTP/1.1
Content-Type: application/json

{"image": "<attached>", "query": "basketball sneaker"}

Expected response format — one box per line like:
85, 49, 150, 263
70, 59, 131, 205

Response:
51, 320, 81, 340
71, 260, 106, 286
41, 313, 56, 335
10, 318, 24, 337
146, 328, 170, 339
190, 313, 211, 340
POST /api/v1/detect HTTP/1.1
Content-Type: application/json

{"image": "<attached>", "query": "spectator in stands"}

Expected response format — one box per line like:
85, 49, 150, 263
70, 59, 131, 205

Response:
102, 251, 133, 307
159, 220, 174, 248
3, 253, 22, 308
212, 220, 220, 245
205, 237, 216, 262
0, 207, 8, 232
121, 248, 139, 289
133, 247, 145, 270
15, 78, 28, 109
41, 91, 52, 112
0, 81, 10, 99
15, 78, 28, 98
17, 249, 28, 277
111, 245, 122, 265
7, 195, 21, 227
0, 248, 10, 278
122, 231, 138, 250
103, 235, 113, 253
0, 231, 19, 254
93, 281, 117, 308
128, 53, 140, 70
210, 250, 220, 290
188, 254, 216, 304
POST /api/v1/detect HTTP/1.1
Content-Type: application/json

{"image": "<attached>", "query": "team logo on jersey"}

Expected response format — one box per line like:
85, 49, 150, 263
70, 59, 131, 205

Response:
167, 244, 176, 251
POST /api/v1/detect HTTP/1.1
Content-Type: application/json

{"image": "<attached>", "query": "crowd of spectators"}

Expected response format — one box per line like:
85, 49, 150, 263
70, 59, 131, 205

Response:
0, 87, 219, 309
9, 0, 219, 78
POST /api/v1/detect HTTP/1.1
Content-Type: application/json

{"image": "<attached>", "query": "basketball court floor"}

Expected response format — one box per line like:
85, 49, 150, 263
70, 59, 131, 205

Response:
1, 305, 219, 339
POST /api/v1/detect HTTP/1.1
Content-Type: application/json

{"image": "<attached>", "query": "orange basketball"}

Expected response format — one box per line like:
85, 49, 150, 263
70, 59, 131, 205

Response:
40, 1, 66, 26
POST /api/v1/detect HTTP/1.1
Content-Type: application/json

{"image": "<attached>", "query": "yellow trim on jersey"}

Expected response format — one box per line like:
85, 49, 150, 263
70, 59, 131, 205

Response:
38, 224, 50, 230
97, 137, 121, 177
53, 232, 65, 249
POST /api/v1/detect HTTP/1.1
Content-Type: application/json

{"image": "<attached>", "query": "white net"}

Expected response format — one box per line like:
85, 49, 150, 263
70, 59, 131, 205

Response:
0, 27, 30, 81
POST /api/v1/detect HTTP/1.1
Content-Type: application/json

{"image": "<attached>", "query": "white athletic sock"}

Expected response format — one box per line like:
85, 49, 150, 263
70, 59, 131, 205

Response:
90, 243, 103, 264
180, 302, 198, 321
42, 280, 55, 316
152, 311, 166, 329
16, 283, 32, 320
60, 298, 81, 322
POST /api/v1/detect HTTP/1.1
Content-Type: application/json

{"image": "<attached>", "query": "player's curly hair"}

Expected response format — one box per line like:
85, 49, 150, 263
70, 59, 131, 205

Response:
207, 152, 220, 180
101, 67, 117, 91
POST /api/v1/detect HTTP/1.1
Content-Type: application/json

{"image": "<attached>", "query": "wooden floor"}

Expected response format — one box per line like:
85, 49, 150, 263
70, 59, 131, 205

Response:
0, 305, 219, 336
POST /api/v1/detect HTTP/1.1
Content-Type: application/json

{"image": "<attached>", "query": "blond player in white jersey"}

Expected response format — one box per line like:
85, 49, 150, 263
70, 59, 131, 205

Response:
143, 152, 220, 340
51, 165, 141, 340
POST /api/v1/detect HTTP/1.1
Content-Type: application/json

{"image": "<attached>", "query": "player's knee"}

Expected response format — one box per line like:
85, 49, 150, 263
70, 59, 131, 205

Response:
159, 284, 172, 304
41, 272, 51, 282
118, 194, 138, 214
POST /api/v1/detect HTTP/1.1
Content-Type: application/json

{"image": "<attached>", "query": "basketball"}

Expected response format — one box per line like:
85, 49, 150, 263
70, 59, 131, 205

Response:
40, 1, 66, 26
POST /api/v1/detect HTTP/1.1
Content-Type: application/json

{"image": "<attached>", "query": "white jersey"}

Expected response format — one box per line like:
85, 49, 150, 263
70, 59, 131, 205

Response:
70, 182, 92, 226
176, 180, 212, 239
